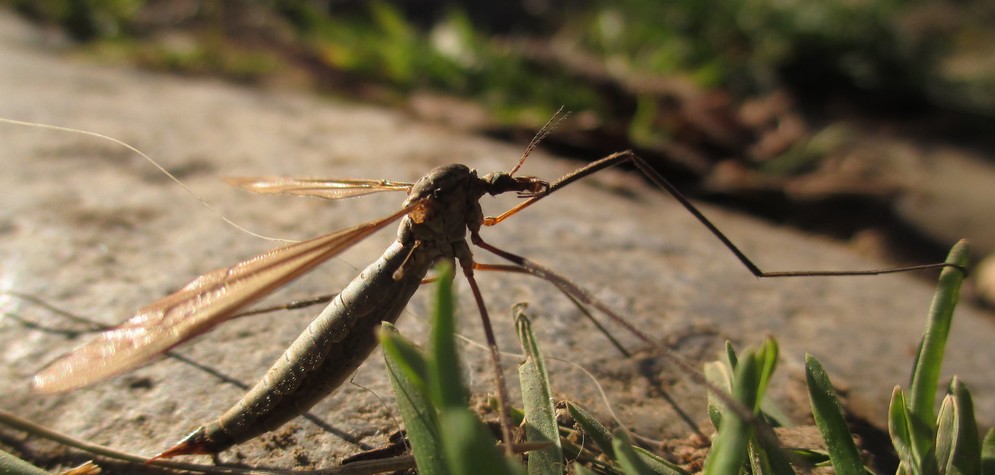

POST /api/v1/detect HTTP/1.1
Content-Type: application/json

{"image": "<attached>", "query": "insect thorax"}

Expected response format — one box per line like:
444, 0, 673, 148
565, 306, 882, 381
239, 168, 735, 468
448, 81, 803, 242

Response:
397, 164, 487, 265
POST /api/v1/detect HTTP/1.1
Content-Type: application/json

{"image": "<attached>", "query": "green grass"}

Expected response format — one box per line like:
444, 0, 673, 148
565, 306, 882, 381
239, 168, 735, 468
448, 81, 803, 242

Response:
380, 241, 989, 474
0, 237, 984, 473
6, 0, 993, 144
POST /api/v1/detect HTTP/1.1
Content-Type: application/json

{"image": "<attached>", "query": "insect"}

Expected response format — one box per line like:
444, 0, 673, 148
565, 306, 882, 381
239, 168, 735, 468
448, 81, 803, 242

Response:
27, 115, 958, 461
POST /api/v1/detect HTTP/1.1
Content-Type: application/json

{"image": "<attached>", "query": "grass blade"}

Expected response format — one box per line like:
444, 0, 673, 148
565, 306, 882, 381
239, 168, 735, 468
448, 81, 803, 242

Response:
787, 448, 831, 466
0, 449, 50, 475
748, 429, 797, 475
631, 446, 692, 475
440, 408, 525, 475
889, 387, 917, 474
704, 358, 734, 431
380, 323, 448, 475
890, 386, 940, 475
426, 261, 469, 410
746, 340, 794, 475
805, 354, 865, 475
703, 344, 761, 475
564, 404, 691, 474
753, 338, 778, 409
573, 463, 599, 475
612, 429, 655, 475
704, 339, 788, 475
981, 428, 994, 475
935, 377, 980, 475
725, 341, 739, 369
380, 322, 429, 392
908, 240, 969, 429
515, 306, 563, 475
568, 402, 616, 460
416, 262, 521, 474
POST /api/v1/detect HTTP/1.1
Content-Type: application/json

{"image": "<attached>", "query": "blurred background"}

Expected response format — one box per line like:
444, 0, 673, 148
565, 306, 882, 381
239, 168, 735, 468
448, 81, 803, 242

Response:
4, 0, 994, 304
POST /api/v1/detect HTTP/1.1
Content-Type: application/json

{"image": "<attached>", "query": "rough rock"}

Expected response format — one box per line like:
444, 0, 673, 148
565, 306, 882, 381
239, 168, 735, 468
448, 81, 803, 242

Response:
1, 10, 991, 473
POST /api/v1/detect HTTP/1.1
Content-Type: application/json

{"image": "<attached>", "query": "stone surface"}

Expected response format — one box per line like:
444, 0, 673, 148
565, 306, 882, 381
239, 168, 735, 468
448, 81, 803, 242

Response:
890, 137, 995, 258
0, 10, 992, 473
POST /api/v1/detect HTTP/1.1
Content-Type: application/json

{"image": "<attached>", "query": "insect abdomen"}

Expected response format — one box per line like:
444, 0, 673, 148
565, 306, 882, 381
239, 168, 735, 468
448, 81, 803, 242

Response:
157, 240, 428, 457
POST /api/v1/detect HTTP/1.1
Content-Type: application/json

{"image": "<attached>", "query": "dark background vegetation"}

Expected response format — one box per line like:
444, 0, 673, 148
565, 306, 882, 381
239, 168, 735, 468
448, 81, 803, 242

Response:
5, 0, 994, 266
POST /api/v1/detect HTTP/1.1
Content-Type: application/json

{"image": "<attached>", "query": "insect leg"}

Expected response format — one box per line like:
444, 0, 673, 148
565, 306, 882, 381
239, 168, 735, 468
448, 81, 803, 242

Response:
471, 263, 631, 356
459, 260, 516, 455
486, 150, 964, 277
230, 294, 338, 318
621, 152, 965, 277
470, 231, 759, 425
484, 151, 631, 227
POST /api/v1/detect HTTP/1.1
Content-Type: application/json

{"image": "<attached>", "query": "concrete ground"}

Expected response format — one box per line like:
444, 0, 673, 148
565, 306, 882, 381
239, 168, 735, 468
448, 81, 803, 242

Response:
1, 10, 992, 473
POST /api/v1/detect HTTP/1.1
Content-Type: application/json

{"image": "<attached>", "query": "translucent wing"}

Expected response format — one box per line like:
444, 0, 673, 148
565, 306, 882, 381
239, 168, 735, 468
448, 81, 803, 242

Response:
225, 177, 413, 200
33, 202, 422, 393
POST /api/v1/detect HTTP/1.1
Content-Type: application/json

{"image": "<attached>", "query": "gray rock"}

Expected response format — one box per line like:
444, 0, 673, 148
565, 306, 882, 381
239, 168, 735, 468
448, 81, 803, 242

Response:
1, 10, 991, 472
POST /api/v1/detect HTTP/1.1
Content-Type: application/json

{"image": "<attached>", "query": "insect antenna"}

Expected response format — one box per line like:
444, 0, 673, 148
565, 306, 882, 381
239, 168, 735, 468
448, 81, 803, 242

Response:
509, 107, 571, 176
0, 117, 296, 245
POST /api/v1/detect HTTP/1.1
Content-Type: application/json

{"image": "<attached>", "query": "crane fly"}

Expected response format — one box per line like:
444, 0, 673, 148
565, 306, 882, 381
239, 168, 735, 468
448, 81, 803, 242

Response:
31, 120, 960, 460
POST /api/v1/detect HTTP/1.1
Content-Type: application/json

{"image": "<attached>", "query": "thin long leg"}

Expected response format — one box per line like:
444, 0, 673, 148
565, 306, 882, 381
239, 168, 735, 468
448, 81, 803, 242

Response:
230, 294, 337, 318
559, 292, 631, 358
11, 289, 339, 324
473, 236, 808, 456
6, 292, 361, 437
471, 231, 759, 425
3, 291, 107, 331
423, 263, 527, 283
484, 151, 628, 226
486, 151, 964, 277
472, 232, 654, 346
459, 261, 516, 455
473, 263, 532, 274
472, 263, 631, 356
